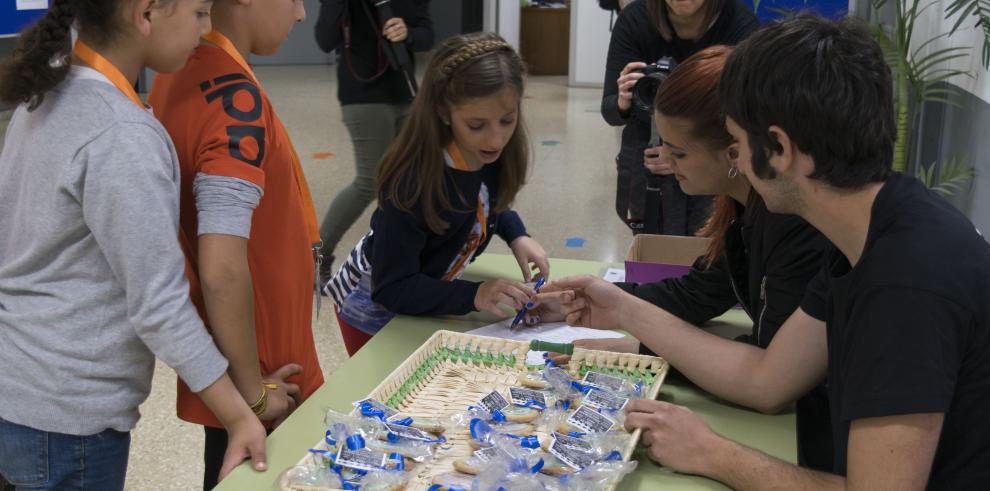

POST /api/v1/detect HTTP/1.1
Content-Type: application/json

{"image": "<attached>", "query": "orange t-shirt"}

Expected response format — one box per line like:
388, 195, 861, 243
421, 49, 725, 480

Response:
149, 44, 324, 428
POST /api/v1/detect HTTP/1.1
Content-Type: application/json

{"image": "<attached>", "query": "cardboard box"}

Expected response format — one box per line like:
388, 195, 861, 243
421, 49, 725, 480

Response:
624, 234, 711, 284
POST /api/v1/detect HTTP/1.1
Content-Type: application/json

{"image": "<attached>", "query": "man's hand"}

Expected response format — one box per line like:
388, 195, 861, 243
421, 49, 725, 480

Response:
535, 275, 634, 330
624, 399, 725, 476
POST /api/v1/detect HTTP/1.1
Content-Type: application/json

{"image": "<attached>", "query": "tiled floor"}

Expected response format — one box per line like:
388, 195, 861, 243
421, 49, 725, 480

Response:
1, 63, 634, 490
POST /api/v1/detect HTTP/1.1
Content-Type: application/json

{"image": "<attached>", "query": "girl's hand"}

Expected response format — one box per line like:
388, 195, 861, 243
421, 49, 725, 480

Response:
509, 236, 550, 283
617, 61, 647, 113
219, 412, 268, 481
475, 278, 533, 317
259, 363, 303, 428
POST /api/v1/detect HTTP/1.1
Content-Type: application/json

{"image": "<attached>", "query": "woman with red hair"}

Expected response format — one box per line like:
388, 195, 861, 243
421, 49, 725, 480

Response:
539, 46, 833, 472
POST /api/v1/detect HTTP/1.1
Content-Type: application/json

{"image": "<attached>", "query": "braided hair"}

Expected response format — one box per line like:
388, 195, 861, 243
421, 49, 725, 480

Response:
0, 0, 133, 110
377, 32, 530, 235
439, 38, 514, 76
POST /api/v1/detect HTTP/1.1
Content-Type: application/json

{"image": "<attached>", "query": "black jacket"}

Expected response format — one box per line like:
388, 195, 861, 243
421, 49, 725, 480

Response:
364, 162, 527, 316
601, 0, 758, 233
314, 0, 434, 105
618, 196, 834, 471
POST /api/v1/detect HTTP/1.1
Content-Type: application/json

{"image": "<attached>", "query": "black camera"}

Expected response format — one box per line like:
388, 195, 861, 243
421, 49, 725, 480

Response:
631, 57, 676, 120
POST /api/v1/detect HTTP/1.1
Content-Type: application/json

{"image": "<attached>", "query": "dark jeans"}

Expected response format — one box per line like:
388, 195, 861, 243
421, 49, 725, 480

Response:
0, 417, 130, 491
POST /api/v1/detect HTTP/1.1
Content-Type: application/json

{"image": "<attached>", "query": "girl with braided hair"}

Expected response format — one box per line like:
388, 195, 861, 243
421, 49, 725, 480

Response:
0, 1, 269, 489
324, 32, 549, 355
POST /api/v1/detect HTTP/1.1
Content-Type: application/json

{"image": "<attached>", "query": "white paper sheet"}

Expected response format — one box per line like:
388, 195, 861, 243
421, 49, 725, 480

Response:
603, 268, 626, 283
466, 319, 624, 365
16, 0, 48, 11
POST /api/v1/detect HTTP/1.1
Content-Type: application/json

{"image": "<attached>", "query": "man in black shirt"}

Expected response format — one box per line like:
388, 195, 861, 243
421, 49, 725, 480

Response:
542, 14, 990, 488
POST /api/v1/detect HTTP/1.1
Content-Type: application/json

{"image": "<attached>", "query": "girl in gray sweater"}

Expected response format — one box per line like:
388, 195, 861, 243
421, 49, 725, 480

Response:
0, 1, 268, 489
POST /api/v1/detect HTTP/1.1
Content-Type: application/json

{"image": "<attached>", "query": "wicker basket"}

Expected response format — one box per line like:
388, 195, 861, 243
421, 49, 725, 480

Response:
287, 330, 669, 490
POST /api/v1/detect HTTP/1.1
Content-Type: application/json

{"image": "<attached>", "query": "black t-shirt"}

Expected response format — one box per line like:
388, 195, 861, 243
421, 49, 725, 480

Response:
801, 173, 990, 487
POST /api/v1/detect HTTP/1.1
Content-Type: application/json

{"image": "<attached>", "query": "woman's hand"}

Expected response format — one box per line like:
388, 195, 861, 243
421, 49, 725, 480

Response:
617, 61, 647, 114
383, 17, 408, 43
535, 275, 631, 329
644, 144, 675, 175
509, 236, 550, 283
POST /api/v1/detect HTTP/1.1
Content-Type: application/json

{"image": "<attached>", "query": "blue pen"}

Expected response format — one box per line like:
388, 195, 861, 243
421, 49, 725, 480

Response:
510, 277, 546, 330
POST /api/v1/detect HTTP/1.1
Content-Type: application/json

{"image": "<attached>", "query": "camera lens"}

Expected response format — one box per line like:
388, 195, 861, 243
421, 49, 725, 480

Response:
632, 74, 664, 116
629, 57, 677, 120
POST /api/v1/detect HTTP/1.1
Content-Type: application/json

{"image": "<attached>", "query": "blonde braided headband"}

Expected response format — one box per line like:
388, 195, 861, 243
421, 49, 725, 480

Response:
440, 39, 515, 75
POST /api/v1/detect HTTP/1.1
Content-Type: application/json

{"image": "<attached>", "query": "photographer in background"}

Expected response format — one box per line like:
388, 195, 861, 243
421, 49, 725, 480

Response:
314, 0, 434, 280
602, 0, 758, 235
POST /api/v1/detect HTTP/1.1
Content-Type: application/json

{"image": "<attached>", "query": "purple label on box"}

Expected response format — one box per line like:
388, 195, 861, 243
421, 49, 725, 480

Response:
624, 261, 692, 284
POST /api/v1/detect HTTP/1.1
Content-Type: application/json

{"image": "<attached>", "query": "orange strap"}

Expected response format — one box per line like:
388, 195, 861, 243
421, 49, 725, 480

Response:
72, 40, 144, 108
201, 31, 322, 245
446, 143, 488, 245
442, 143, 488, 281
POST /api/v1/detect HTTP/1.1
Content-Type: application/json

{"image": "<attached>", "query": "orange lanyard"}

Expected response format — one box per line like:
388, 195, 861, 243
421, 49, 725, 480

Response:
446, 143, 488, 245
201, 31, 322, 245
72, 40, 144, 108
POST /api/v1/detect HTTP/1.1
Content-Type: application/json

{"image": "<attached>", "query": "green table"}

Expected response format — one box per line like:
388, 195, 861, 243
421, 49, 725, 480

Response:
217, 255, 796, 490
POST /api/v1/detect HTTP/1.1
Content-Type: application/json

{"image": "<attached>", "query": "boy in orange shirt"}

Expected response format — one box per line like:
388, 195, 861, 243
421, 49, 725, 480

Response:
148, 0, 323, 487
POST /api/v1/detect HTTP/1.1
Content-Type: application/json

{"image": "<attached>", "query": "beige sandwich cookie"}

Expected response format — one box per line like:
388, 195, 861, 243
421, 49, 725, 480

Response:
410, 418, 446, 435
364, 440, 420, 464
500, 405, 540, 423
468, 438, 490, 451
539, 454, 578, 477
431, 472, 477, 490
452, 457, 485, 475
358, 483, 404, 491
518, 372, 550, 389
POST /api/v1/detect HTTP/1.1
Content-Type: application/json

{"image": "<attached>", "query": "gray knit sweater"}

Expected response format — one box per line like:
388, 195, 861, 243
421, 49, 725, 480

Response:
0, 67, 228, 435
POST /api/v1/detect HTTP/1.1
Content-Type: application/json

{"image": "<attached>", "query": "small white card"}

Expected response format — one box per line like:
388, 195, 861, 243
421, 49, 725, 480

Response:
567, 405, 616, 433
335, 446, 387, 472
16, 0, 48, 11
479, 390, 510, 414
548, 435, 595, 469
472, 446, 503, 462
383, 422, 435, 442
583, 388, 629, 412
583, 371, 626, 392
509, 386, 547, 407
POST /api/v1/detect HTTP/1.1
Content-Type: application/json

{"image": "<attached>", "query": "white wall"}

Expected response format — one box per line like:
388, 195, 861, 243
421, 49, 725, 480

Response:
568, 1, 614, 87
482, 0, 520, 49
911, 2, 990, 103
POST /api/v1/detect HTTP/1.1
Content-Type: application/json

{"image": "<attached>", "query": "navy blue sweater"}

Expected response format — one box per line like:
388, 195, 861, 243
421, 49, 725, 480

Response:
363, 161, 527, 316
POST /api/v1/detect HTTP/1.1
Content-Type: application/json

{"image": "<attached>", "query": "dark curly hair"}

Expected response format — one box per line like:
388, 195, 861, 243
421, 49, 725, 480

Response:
0, 0, 131, 110
719, 13, 895, 189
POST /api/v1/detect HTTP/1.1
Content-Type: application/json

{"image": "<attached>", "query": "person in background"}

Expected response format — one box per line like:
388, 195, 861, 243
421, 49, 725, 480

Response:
602, 0, 758, 235
324, 32, 550, 356
314, 0, 434, 282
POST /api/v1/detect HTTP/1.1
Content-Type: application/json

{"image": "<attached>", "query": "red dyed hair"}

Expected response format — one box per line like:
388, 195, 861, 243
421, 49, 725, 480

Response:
654, 45, 749, 268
